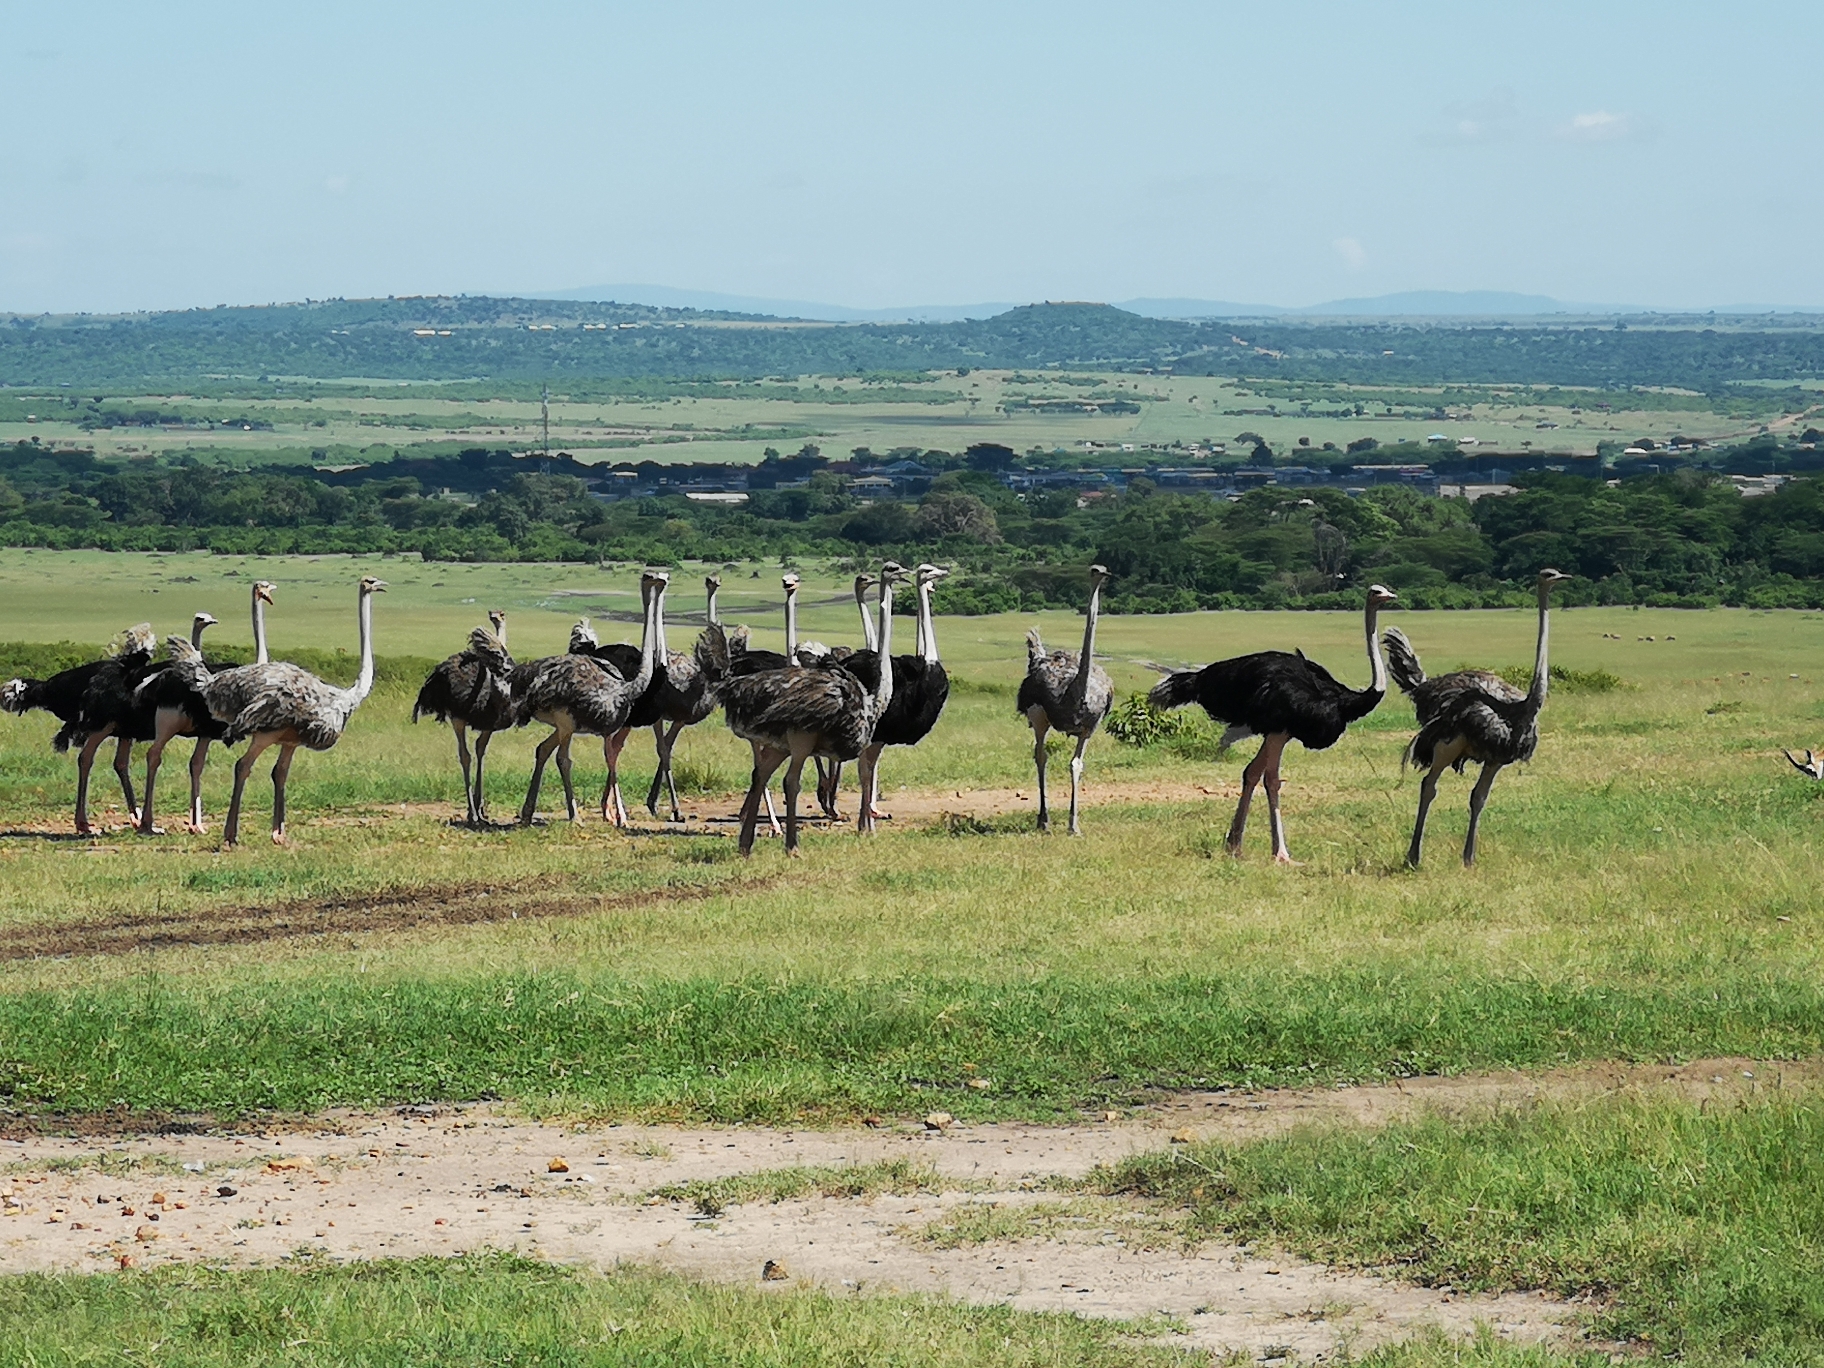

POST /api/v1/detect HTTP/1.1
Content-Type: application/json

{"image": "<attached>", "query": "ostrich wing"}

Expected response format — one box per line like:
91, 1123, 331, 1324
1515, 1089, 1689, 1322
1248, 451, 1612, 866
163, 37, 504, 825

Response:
1410, 668, 1525, 725
204, 663, 351, 749
721, 667, 871, 758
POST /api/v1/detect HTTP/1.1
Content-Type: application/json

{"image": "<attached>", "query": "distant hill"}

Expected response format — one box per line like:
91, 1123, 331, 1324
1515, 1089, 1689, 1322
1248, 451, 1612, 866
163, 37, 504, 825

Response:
531, 284, 1016, 324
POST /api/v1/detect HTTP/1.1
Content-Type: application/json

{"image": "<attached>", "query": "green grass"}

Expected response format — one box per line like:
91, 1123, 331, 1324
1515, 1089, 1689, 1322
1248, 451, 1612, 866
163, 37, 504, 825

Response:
648, 1158, 944, 1215
1100, 1094, 1824, 1364
0, 1255, 1192, 1367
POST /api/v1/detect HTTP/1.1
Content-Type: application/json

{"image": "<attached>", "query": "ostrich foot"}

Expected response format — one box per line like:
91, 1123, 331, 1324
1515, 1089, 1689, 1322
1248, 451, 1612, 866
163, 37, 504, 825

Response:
1272, 852, 1303, 866
271, 831, 289, 846
186, 822, 209, 836
866, 806, 891, 821
137, 823, 166, 837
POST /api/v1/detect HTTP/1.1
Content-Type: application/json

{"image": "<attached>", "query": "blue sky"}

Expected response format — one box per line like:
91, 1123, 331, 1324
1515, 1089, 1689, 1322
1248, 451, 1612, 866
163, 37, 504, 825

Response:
4, 1, 1820, 314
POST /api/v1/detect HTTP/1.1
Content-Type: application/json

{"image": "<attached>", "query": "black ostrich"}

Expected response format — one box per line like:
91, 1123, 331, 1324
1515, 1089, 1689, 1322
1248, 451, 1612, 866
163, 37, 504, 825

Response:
1, 622, 156, 833
843, 563, 952, 831
1150, 584, 1398, 863
131, 610, 227, 834
635, 574, 723, 823
1383, 568, 1568, 868
577, 590, 675, 828
413, 609, 517, 827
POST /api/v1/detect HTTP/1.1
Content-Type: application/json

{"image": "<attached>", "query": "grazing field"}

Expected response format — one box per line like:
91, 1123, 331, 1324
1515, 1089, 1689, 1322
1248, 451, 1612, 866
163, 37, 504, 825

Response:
1, 551, 1821, 1362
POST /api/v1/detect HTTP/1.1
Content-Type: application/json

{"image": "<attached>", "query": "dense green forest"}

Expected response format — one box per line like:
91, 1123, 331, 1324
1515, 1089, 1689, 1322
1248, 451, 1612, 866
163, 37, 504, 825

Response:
7, 297, 1824, 391
3, 439, 1821, 611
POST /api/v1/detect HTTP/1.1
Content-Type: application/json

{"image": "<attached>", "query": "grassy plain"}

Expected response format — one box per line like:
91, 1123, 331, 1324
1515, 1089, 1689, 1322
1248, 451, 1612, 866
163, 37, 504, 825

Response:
2, 369, 1791, 468
2, 554, 1822, 1362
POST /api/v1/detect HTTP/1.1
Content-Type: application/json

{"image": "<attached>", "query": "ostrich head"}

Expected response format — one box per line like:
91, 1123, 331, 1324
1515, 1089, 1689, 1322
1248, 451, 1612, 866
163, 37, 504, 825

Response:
704, 573, 722, 593
1365, 584, 1398, 609
253, 581, 276, 605
879, 560, 908, 585
1087, 563, 1111, 586
359, 576, 388, 596
1538, 568, 1570, 588
488, 609, 506, 632
781, 571, 800, 594
916, 563, 951, 586
854, 571, 876, 594
193, 612, 219, 630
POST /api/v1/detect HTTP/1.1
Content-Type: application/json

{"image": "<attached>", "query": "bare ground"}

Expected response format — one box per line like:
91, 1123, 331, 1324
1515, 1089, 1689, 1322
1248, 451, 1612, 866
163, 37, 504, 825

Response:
4, 1060, 1815, 1358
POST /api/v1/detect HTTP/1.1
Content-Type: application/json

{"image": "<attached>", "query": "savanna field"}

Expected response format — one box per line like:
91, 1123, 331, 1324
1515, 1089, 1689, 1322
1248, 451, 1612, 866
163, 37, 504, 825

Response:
2, 547, 1822, 1366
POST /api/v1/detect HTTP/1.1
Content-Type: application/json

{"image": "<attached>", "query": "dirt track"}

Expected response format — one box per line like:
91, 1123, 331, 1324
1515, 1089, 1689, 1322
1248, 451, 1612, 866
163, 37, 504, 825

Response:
3, 1059, 1812, 1357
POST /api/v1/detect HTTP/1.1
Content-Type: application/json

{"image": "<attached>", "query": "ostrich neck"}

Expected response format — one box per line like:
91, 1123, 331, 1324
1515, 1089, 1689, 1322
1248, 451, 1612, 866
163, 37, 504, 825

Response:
251, 593, 268, 665
1363, 603, 1387, 696
1072, 582, 1101, 695
856, 583, 878, 652
653, 589, 669, 660
706, 585, 719, 627
872, 581, 895, 717
1525, 589, 1552, 713
190, 619, 211, 649
495, 619, 508, 650
631, 583, 660, 694
785, 588, 800, 663
919, 579, 941, 664
348, 590, 376, 708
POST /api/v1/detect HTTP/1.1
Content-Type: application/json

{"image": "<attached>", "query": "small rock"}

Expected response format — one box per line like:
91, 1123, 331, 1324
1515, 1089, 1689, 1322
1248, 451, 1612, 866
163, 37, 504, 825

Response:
134, 1226, 158, 1242
151, 1192, 167, 1206
761, 1259, 790, 1281
922, 1112, 954, 1132
861, 1115, 883, 1128
966, 1078, 992, 1091
547, 1158, 570, 1173
216, 1186, 237, 1198
1102, 1110, 1120, 1122
1170, 1128, 1198, 1145
116, 1254, 135, 1270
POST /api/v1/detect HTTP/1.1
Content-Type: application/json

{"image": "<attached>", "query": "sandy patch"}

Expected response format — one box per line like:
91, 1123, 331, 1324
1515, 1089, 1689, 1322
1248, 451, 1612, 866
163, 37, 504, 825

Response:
6, 1061, 1812, 1356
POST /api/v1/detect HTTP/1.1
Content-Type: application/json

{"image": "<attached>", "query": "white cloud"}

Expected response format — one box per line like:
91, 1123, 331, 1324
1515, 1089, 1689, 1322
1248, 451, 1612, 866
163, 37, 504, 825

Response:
1333, 236, 1367, 269
1559, 110, 1635, 142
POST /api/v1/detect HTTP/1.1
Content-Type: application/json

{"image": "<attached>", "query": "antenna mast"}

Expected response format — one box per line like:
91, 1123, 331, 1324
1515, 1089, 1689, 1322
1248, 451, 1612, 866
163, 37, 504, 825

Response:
541, 383, 551, 460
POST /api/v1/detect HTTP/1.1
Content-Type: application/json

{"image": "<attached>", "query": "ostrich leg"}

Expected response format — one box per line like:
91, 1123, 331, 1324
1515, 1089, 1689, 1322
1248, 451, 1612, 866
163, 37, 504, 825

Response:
471, 731, 493, 825
1066, 732, 1091, 836
224, 734, 276, 847
1227, 740, 1274, 856
138, 718, 182, 834
1258, 734, 1297, 863
112, 736, 140, 824
601, 730, 631, 826
647, 721, 682, 821
1406, 761, 1446, 869
187, 739, 211, 833
554, 738, 579, 823
451, 720, 476, 826
737, 745, 787, 856
73, 727, 114, 834
855, 742, 883, 834
1028, 708, 1052, 832
519, 731, 563, 826
269, 743, 297, 844
1462, 762, 1504, 867
781, 754, 808, 856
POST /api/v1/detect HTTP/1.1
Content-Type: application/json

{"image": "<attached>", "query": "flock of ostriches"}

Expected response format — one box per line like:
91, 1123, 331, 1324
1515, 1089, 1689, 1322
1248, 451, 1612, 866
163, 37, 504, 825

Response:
5, 563, 1816, 866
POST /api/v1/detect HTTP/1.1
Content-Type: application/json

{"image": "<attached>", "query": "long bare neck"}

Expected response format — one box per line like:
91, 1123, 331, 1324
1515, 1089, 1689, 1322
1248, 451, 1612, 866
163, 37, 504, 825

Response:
495, 619, 508, 650
1072, 582, 1101, 692
630, 584, 660, 692
856, 583, 878, 652
706, 584, 719, 626
348, 590, 376, 708
785, 587, 800, 662
918, 580, 940, 664
190, 619, 211, 649
1524, 588, 1552, 714
872, 581, 895, 716
1363, 602, 1387, 696
251, 593, 268, 665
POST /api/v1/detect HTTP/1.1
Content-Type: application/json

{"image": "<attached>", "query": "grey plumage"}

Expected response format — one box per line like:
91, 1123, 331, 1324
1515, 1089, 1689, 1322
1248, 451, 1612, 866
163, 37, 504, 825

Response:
414, 610, 516, 826
719, 563, 905, 855
514, 573, 666, 826
166, 575, 387, 846
1387, 568, 1569, 868
1017, 565, 1114, 835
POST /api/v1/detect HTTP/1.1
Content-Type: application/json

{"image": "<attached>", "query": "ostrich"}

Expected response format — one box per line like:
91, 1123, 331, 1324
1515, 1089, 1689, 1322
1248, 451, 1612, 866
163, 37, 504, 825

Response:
811, 572, 881, 820
413, 609, 516, 827
1785, 748, 1824, 780
714, 562, 905, 856
1018, 564, 1115, 836
131, 609, 223, 834
135, 580, 276, 836
635, 574, 723, 823
164, 576, 388, 847
515, 572, 664, 826
1381, 568, 1569, 868
1, 623, 157, 834
1150, 583, 1397, 863
853, 563, 951, 831
594, 584, 680, 828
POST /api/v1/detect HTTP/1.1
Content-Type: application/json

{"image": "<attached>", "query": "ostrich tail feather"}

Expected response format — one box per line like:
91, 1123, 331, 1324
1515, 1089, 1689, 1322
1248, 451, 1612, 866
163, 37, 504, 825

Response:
1382, 627, 1426, 695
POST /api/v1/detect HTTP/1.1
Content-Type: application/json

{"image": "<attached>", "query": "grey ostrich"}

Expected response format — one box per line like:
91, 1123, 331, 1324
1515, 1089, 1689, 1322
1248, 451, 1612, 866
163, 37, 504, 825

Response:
136, 579, 275, 835
1383, 568, 1570, 868
853, 563, 951, 831
714, 562, 905, 856
636, 574, 723, 823
413, 609, 516, 826
2, 623, 157, 834
811, 571, 880, 820
1018, 564, 1115, 835
165, 576, 388, 847
515, 572, 664, 826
